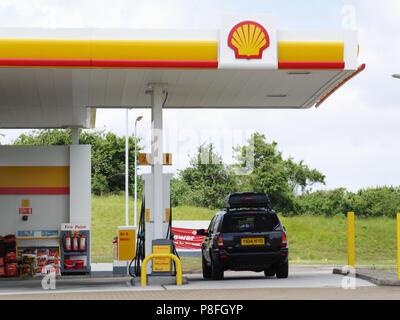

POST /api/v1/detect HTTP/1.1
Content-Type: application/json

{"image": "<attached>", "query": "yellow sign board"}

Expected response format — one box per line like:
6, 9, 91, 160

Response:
118, 227, 136, 261
152, 245, 171, 272
138, 153, 149, 165
163, 153, 172, 166
21, 199, 31, 208
138, 153, 172, 165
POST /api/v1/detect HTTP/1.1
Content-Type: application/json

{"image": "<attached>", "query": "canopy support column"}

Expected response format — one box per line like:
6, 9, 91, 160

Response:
71, 127, 79, 145
149, 83, 167, 240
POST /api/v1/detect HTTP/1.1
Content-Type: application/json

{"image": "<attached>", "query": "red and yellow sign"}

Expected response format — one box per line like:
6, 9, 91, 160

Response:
163, 153, 172, 166
152, 244, 171, 272
0, 39, 218, 69
138, 153, 172, 166
19, 199, 33, 214
228, 21, 270, 60
0, 166, 70, 194
138, 153, 150, 165
118, 228, 136, 261
278, 41, 345, 69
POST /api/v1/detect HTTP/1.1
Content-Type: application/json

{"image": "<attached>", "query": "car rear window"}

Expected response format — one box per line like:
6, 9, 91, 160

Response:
221, 213, 280, 233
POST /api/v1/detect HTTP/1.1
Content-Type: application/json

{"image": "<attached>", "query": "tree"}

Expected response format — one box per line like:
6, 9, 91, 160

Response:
346, 186, 400, 218
296, 188, 351, 216
285, 158, 326, 194
172, 143, 238, 209
13, 129, 70, 145
234, 132, 325, 214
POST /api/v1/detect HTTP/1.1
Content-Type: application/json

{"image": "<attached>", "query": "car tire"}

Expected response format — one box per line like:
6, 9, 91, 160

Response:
264, 268, 276, 277
202, 253, 212, 279
211, 257, 224, 280
276, 261, 289, 279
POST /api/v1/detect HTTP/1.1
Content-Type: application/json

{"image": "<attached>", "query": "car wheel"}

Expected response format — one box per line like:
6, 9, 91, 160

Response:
276, 261, 289, 279
211, 257, 224, 280
202, 253, 212, 279
264, 268, 276, 277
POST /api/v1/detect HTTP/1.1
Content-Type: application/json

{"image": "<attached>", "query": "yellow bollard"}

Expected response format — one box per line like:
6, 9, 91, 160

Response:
347, 212, 355, 267
397, 213, 400, 280
141, 253, 182, 287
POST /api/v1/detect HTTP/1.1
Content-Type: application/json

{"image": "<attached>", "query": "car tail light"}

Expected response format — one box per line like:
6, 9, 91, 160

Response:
281, 232, 288, 247
216, 235, 225, 248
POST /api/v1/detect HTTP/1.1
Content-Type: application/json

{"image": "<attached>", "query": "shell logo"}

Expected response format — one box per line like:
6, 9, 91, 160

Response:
228, 21, 270, 60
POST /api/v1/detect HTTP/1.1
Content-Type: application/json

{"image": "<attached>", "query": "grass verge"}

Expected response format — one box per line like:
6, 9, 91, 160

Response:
91, 195, 398, 271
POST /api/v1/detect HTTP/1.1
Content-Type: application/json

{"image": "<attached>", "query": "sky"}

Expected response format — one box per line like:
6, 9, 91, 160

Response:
0, 0, 399, 192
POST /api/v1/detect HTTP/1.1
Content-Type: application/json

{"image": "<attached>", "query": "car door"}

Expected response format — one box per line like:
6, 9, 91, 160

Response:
210, 214, 223, 249
203, 216, 216, 263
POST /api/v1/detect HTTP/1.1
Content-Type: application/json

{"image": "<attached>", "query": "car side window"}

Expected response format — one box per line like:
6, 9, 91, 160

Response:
208, 217, 216, 234
217, 215, 226, 232
213, 214, 223, 233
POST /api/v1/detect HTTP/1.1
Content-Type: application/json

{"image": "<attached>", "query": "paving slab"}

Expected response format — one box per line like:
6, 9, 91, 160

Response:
0, 265, 375, 299
333, 267, 400, 286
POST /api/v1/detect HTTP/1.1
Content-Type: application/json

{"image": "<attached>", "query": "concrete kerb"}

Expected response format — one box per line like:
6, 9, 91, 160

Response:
333, 267, 400, 286
0, 274, 189, 287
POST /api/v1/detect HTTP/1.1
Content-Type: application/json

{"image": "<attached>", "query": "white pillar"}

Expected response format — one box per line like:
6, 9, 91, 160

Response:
134, 123, 138, 228
125, 109, 129, 226
71, 128, 79, 145
69, 145, 91, 226
150, 84, 165, 240
69, 145, 91, 266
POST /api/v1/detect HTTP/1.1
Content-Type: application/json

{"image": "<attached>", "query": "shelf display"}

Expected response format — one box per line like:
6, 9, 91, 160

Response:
0, 234, 17, 277
60, 229, 90, 275
1, 227, 90, 278
18, 247, 61, 277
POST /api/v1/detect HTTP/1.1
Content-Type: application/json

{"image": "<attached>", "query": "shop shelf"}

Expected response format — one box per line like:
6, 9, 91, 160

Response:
63, 252, 88, 256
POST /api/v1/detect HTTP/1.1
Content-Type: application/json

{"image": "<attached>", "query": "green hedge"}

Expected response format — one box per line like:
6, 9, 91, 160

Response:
294, 186, 400, 218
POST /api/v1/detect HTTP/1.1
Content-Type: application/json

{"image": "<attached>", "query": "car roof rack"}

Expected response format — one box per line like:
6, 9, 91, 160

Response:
224, 192, 271, 210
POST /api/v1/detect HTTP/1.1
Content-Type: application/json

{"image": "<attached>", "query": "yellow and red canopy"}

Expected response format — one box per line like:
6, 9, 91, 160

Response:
0, 38, 347, 70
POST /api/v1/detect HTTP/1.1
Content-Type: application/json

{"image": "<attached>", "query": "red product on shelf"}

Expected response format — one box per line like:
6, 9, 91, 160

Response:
36, 249, 49, 256
0, 267, 5, 276
72, 235, 79, 251
0, 257, 4, 267
79, 234, 86, 251
4, 235, 16, 250
75, 260, 84, 270
5, 252, 16, 262
65, 234, 71, 251
64, 260, 74, 270
4, 235, 16, 243
6, 263, 17, 277
48, 249, 59, 257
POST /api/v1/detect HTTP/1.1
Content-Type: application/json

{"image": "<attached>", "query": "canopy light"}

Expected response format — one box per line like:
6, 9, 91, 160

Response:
287, 71, 311, 75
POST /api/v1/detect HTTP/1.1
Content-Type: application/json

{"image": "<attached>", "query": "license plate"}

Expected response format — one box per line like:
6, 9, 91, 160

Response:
241, 238, 265, 246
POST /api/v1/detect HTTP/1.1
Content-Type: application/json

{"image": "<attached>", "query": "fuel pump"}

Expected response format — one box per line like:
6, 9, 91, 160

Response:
128, 195, 180, 279
129, 196, 146, 277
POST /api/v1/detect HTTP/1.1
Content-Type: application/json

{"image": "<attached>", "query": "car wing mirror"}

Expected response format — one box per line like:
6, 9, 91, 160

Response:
196, 229, 208, 236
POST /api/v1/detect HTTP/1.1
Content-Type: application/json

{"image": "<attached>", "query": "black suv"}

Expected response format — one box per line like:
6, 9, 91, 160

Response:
197, 193, 288, 280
